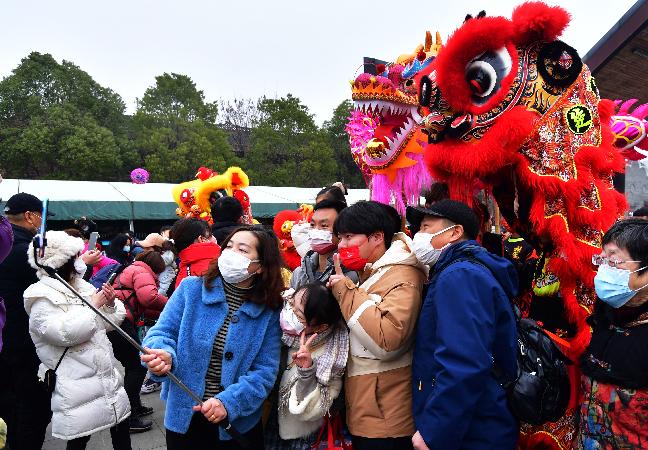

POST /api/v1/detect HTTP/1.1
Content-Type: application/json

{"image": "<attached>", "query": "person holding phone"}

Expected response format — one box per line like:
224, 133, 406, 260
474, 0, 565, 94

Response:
64, 229, 103, 280
109, 250, 169, 433
141, 226, 283, 449
23, 231, 131, 450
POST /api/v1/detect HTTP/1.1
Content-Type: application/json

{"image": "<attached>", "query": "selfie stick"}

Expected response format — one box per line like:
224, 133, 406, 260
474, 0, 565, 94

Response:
32, 200, 248, 446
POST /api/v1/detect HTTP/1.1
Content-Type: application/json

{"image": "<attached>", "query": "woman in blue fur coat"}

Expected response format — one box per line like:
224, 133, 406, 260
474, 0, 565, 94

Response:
141, 226, 284, 449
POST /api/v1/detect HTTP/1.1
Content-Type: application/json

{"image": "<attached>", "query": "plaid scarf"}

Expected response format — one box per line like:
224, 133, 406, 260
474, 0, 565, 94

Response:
279, 323, 349, 416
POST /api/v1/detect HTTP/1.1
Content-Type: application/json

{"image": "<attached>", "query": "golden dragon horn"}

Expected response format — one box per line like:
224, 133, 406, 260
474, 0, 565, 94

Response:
424, 31, 432, 52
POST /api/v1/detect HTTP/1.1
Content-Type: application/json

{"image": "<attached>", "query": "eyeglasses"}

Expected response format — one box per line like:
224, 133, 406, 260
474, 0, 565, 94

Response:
592, 254, 641, 268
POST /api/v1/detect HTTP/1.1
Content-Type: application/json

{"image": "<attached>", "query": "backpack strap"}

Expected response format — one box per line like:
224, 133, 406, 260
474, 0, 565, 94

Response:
53, 347, 69, 372
428, 245, 486, 284
115, 270, 138, 321
431, 248, 517, 388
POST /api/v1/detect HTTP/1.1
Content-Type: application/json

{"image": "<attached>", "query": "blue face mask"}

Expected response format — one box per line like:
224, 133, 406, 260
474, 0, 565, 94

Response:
594, 264, 648, 308
123, 245, 131, 253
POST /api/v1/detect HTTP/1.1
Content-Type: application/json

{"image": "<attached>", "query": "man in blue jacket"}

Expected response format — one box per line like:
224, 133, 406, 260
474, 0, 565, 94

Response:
406, 200, 519, 450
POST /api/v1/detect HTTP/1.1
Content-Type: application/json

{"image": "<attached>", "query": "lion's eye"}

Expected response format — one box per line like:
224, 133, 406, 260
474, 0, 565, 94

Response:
419, 70, 439, 107
465, 48, 512, 105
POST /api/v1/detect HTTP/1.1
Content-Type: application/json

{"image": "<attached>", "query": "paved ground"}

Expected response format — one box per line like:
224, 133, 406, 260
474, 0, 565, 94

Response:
43, 390, 167, 450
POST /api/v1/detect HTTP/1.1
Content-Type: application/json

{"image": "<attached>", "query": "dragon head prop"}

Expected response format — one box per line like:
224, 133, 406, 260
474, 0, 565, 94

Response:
419, 2, 627, 358
172, 166, 250, 224
611, 99, 648, 161
346, 31, 442, 214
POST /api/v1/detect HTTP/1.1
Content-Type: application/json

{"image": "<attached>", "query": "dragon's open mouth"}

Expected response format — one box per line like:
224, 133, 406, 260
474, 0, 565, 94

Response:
351, 100, 421, 165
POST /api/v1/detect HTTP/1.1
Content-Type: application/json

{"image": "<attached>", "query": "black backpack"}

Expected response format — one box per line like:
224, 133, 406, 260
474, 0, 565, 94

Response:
492, 306, 571, 424
432, 251, 571, 425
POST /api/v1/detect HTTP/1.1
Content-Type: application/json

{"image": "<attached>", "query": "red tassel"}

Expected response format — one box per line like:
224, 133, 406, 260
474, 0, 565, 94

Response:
376, 64, 386, 74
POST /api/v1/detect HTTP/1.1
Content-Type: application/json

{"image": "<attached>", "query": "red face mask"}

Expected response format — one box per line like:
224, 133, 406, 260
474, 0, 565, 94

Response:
338, 246, 368, 271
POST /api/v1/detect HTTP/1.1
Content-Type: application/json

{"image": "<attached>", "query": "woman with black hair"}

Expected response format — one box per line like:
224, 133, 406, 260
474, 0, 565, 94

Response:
142, 226, 284, 449
576, 219, 648, 448
170, 218, 220, 288
109, 250, 169, 433
106, 233, 132, 266
266, 282, 348, 449
23, 231, 131, 449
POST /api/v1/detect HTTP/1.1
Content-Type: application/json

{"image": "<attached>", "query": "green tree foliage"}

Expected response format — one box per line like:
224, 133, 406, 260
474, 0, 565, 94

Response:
0, 52, 128, 180
132, 73, 238, 183
247, 95, 337, 187
135, 73, 218, 127
0, 54, 369, 188
322, 99, 365, 188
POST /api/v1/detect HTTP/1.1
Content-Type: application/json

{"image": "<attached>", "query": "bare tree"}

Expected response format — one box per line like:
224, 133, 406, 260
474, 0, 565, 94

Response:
219, 98, 261, 156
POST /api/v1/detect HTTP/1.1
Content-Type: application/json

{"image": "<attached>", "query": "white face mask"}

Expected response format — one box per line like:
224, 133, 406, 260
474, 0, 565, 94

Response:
74, 257, 87, 276
412, 225, 456, 266
291, 223, 312, 258
217, 249, 259, 284
279, 301, 305, 336
308, 228, 336, 254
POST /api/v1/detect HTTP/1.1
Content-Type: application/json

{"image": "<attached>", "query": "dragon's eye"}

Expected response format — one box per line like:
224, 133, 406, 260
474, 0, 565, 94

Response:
465, 48, 512, 105
403, 78, 417, 94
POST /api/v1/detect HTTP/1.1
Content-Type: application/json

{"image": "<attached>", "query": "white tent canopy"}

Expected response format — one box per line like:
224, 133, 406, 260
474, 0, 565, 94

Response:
0, 179, 371, 220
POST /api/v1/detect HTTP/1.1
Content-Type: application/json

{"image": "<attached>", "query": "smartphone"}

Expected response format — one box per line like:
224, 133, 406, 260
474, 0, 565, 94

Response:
88, 232, 99, 250
107, 271, 119, 286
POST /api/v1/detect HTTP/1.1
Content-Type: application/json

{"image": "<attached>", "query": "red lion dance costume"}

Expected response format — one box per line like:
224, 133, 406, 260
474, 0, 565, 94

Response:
418, 3, 627, 448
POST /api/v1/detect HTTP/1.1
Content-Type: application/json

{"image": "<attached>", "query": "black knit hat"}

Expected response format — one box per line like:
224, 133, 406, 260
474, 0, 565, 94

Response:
406, 199, 480, 239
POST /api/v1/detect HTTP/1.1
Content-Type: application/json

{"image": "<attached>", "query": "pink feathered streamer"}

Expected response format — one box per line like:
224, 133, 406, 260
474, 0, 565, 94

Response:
371, 153, 431, 215
346, 111, 378, 180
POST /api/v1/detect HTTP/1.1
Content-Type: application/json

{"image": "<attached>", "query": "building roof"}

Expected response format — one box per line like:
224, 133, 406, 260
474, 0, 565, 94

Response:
583, 0, 648, 102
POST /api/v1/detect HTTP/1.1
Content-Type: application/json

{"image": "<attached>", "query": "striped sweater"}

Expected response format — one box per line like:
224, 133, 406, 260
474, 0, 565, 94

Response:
203, 281, 253, 399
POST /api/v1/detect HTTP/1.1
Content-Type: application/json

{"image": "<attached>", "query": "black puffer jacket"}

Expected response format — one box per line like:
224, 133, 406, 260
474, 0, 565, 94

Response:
0, 224, 38, 355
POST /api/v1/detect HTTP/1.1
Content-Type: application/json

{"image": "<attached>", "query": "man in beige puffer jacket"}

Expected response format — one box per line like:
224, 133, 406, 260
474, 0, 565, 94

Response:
329, 201, 427, 450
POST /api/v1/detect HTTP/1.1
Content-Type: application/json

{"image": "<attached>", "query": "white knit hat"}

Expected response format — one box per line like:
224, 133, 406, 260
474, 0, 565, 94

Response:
28, 230, 85, 278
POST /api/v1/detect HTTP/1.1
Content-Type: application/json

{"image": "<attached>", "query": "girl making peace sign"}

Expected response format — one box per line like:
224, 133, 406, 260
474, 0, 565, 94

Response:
272, 282, 349, 449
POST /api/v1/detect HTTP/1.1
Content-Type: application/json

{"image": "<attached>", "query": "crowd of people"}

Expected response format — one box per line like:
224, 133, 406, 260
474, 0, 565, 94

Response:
0, 185, 647, 450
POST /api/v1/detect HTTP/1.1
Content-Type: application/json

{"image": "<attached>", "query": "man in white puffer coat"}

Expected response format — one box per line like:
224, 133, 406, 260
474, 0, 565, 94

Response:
23, 230, 131, 449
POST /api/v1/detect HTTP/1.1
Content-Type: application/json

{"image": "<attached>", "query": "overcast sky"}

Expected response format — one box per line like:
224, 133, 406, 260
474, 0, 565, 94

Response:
0, 0, 638, 124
